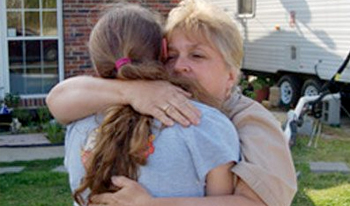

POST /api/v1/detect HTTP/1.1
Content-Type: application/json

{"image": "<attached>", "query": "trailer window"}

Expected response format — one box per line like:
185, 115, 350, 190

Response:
237, 0, 255, 18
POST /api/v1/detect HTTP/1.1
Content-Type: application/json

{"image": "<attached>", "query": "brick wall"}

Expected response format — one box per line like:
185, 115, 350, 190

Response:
63, 0, 180, 78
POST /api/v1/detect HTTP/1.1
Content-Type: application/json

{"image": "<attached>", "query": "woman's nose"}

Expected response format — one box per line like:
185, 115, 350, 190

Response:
173, 57, 190, 74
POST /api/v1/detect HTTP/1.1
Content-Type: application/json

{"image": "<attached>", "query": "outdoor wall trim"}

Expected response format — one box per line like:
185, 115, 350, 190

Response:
0, 0, 10, 97
57, 0, 64, 82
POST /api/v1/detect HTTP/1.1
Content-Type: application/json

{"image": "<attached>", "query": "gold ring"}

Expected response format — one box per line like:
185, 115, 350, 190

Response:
163, 104, 171, 113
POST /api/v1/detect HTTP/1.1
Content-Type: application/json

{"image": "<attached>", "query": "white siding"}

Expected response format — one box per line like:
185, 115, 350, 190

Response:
211, 0, 350, 82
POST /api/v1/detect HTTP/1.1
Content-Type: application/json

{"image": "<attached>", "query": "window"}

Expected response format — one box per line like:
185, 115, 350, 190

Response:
5, 0, 60, 96
237, 0, 256, 18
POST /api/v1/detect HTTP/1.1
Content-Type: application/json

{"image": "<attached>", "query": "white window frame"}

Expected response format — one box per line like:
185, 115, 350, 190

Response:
237, 0, 256, 19
0, 0, 7, 100
0, 0, 64, 99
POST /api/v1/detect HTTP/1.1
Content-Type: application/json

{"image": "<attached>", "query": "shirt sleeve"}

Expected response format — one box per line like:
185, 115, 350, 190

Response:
226, 94, 297, 206
64, 115, 100, 192
183, 107, 240, 183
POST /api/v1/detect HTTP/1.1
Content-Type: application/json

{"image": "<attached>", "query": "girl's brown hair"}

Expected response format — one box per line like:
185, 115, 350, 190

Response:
74, 3, 220, 205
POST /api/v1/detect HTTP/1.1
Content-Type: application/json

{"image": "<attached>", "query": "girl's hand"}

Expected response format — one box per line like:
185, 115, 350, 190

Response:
89, 176, 152, 206
127, 81, 201, 127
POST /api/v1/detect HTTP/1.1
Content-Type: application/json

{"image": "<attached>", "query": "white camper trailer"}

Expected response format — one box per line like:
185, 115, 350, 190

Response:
210, 0, 350, 106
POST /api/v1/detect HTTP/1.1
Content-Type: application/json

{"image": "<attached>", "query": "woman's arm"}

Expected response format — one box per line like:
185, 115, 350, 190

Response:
46, 76, 200, 125
46, 76, 128, 124
89, 176, 266, 206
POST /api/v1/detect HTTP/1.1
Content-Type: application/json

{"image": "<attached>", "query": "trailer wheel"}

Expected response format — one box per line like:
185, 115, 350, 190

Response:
278, 75, 300, 107
301, 79, 322, 97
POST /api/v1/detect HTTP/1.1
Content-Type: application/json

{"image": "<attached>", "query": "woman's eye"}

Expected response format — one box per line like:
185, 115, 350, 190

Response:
167, 55, 175, 60
165, 55, 176, 63
192, 53, 204, 58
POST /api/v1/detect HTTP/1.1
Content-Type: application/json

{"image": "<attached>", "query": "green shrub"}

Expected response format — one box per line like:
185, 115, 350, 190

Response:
44, 121, 65, 144
37, 107, 51, 124
4, 93, 20, 108
239, 75, 275, 100
12, 108, 33, 126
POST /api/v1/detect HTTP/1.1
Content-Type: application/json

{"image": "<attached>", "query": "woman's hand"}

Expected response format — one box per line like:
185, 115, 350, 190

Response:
89, 176, 152, 206
126, 81, 201, 127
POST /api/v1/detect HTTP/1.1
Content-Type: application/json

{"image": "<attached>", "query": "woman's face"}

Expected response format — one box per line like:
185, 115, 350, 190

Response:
165, 29, 236, 102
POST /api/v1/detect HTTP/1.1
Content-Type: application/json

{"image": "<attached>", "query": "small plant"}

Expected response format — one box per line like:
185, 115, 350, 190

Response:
251, 76, 274, 90
44, 120, 65, 144
4, 93, 20, 108
239, 78, 256, 99
12, 108, 33, 126
37, 106, 52, 125
239, 75, 275, 102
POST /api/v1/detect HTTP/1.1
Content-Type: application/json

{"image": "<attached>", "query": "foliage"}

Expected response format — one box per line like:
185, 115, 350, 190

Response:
43, 121, 65, 144
10, 107, 54, 133
239, 78, 256, 99
37, 107, 52, 125
4, 93, 20, 108
239, 75, 274, 99
0, 158, 72, 206
291, 130, 350, 206
251, 76, 274, 90
12, 108, 33, 126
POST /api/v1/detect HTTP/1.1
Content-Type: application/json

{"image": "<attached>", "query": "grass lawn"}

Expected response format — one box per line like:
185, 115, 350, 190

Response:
291, 124, 350, 206
0, 158, 72, 206
0, 124, 350, 206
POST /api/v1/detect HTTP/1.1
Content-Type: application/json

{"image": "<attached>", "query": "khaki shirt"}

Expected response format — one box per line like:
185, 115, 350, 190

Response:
223, 92, 297, 206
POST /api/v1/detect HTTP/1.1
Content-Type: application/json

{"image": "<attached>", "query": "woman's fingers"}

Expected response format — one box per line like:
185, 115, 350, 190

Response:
163, 104, 191, 127
89, 193, 114, 205
167, 94, 201, 126
153, 108, 175, 126
129, 81, 201, 126
89, 176, 152, 206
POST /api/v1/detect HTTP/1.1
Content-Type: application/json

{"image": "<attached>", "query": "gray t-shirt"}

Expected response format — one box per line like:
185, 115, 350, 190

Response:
64, 101, 240, 199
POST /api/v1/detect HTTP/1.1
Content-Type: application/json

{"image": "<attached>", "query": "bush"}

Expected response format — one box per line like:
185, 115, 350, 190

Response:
44, 121, 65, 144
4, 93, 20, 108
12, 108, 33, 126
37, 107, 51, 124
239, 75, 275, 100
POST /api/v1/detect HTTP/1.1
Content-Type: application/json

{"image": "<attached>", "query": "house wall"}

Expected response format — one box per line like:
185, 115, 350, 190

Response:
62, 0, 180, 78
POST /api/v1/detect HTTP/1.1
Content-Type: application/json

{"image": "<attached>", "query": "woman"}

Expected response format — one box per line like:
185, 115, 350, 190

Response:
47, 0, 297, 205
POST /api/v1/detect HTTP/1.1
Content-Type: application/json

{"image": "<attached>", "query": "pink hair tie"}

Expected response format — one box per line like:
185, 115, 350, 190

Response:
115, 57, 131, 71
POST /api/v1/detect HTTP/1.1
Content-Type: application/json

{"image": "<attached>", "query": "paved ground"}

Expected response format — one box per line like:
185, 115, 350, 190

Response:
0, 166, 25, 174
0, 132, 64, 162
310, 162, 350, 174
0, 145, 64, 162
0, 133, 50, 146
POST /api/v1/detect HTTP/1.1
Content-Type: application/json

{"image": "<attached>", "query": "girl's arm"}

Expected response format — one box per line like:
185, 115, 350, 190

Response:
89, 176, 266, 206
205, 162, 234, 196
46, 76, 200, 125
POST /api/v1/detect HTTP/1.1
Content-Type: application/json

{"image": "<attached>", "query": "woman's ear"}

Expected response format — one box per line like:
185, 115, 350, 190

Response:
225, 70, 237, 99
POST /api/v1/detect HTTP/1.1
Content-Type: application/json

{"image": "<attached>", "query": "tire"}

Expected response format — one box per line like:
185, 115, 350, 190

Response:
278, 75, 301, 107
301, 78, 322, 97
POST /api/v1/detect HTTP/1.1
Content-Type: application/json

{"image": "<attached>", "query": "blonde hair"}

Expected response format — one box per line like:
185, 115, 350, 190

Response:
74, 3, 220, 205
165, 0, 243, 72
